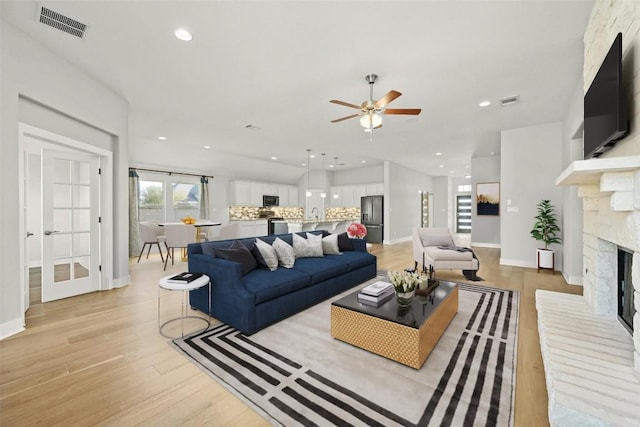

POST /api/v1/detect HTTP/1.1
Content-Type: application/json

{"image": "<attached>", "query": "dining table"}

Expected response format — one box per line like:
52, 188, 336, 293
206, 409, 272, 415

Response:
159, 221, 221, 260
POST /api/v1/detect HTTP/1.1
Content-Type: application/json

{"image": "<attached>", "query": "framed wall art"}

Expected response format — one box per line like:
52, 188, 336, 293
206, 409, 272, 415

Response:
476, 182, 500, 216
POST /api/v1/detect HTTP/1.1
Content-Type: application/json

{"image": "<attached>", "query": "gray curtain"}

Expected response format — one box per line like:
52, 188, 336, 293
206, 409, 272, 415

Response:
129, 169, 141, 257
200, 176, 210, 220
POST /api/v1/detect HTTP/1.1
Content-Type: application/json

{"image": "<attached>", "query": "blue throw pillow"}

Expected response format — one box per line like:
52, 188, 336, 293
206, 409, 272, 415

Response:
213, 240, 258, 276
337, 232, 353, 251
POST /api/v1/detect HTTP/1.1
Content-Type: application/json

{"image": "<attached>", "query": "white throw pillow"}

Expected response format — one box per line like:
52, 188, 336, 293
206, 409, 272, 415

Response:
322, 233, 342, 255
305, 233, 325, 257
293, 233, 324, 258
272, 237, 295, 268
254, 238, 279, 271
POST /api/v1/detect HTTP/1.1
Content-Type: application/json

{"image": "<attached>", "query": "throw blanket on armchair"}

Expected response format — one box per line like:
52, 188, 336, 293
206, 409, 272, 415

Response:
437, 246, 482, 281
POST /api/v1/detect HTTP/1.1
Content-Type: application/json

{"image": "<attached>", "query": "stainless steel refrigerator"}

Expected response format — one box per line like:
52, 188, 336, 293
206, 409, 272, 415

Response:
361, 195, 383, 243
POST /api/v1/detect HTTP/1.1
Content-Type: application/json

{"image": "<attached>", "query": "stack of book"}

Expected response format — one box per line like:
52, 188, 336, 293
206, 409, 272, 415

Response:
357, 281, 394, 307
166, 272, 204, 284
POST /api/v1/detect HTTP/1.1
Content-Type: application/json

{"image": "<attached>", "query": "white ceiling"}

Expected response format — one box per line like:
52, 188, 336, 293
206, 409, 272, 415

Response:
1, 0, 594, 181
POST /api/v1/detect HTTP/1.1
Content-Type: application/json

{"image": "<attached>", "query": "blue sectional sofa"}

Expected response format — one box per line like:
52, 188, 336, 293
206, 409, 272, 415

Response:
187, 230, 376, 334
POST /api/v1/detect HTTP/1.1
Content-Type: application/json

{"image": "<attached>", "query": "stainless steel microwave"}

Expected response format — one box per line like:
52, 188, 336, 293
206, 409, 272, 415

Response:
263, 195, 279, 206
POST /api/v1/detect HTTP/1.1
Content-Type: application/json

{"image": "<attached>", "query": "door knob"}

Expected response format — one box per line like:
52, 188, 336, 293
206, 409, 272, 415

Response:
44, 230, 60, 236
26, 232, 34, 237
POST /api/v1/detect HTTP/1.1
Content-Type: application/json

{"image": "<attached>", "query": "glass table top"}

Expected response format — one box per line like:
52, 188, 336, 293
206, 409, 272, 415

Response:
331, 279, 458, 329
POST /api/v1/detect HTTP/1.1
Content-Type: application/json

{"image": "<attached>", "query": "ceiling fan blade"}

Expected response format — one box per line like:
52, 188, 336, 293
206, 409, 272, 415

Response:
331, 113, 360, 123
330, 99, 362, 109
374, 90, 402, 109
384, 108, 422, 115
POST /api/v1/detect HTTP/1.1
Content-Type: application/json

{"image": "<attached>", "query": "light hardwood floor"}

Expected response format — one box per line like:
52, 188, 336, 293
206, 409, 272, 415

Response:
1, 240, 582, 426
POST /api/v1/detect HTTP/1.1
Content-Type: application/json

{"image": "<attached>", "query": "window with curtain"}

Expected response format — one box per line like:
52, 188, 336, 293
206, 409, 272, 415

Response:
138, 173, 201, 222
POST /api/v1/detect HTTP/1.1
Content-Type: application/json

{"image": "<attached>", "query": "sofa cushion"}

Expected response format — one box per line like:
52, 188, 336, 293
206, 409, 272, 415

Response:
272, 237, 295, 268
212, 240, 257, 276
292, 257, 349, 284
242, 268, 311, 304
253, 238, 279, 271
418, 228, 454, 247
337, 232, 354, 251
425, 246, 473, 261
293, 233, 323, 258
322, 233, 341, 255
325, 251, 376, 270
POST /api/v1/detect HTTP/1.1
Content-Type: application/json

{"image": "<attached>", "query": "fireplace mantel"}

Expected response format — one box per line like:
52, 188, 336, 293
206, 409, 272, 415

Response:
556, 155, 640, 186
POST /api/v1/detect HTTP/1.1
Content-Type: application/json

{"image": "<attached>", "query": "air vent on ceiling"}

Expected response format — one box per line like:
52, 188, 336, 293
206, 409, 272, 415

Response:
37, 5, 88, 38
500, 95, 520, 107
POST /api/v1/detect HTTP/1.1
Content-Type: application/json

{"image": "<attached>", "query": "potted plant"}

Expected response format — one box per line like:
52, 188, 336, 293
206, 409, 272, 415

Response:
530, 199, 561, 271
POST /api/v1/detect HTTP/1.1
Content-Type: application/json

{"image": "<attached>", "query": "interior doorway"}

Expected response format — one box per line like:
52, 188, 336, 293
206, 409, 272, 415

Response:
19, 124, 113, 319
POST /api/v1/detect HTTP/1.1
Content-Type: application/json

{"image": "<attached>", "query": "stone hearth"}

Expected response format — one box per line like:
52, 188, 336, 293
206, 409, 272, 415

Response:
536, 156, 640, 426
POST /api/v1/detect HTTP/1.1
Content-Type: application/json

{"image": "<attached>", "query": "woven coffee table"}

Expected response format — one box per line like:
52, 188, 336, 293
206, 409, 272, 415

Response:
331, 280, 458, 369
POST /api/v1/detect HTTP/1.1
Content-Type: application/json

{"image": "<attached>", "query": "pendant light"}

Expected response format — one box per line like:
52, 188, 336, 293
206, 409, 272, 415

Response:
305, 149, 312, 197
320, 153, 327, 198
332, 157, 340, 199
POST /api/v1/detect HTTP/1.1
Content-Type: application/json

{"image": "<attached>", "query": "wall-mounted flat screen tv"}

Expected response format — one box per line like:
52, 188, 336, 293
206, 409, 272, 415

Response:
583, 32, 629, 159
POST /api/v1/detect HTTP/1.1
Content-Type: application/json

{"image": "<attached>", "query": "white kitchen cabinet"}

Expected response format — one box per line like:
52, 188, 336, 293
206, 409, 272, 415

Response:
237, 220, 268, 238
365, 183, 384, 195
231, 181, 252, 205
250, 182, 264, 206
263, 184, 278, 197
288, 186, 299, 207
340, 186, 354, 207
278, 185, 289, 207
353, 185, 366, 206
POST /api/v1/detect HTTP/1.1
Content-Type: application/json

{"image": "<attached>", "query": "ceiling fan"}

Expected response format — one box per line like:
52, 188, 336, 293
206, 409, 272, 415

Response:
330, 74, 421, 130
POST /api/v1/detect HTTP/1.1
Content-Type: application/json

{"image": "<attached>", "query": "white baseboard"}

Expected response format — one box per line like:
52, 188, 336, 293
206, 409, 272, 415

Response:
383, 235, 412, 245
563, 273, 583, 286
471, 242, 501, 249
500, 258, 537, 269
111, 274, 130, 289
0, 318, 25, 341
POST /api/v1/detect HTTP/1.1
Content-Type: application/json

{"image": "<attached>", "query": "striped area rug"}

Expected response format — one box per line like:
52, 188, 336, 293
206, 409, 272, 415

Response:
172, 282, 519, 426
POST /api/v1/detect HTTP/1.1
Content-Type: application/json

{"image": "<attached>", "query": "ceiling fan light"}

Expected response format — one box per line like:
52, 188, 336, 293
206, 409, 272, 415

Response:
359, 113, 382, 129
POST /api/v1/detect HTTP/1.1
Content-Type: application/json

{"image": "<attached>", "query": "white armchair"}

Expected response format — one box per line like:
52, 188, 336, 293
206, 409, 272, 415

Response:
412, 227, 478, 279
163, 223, 197, 270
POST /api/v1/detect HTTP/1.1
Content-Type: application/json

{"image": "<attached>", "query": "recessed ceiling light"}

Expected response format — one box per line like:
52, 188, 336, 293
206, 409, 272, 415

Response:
490, 151, 495, 155
203, 145, 211, 149
174, 28, 193, 41
465, 165, 470, 168
450, 170, 455, 174
439, 165, 444, 168
479, 100, 491, 107
271, 156, 277, 160
310, 154, 316, 159
157, 136, 166, 141
465, 175, 472, 179
361, 160, 367, 164
329, 164, 334, 168
435, 152, 443, 156
301, 163, 306, 166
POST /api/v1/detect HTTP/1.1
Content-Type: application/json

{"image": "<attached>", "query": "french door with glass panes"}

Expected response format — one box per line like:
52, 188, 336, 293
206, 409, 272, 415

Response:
41, 149, 100, 302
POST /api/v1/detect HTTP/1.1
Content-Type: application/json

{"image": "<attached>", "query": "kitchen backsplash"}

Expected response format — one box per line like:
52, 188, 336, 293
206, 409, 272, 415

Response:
229, 206, 359, 221
229, 206, 304, 220
325, 207, 360, 221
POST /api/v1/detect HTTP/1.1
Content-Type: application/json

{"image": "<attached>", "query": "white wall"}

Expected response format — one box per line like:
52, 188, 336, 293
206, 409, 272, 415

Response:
471, 156, 501, 247
431, 176, 452, 228
333, 165, 384, 185
384, 161, 433, 244
561, 79, 586, 285
500, 122, 564, 269
583, 0, 639, 159
1, 22, 129, 337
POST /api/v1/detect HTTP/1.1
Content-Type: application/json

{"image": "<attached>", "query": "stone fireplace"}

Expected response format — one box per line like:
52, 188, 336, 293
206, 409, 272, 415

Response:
536, 155, 640, 425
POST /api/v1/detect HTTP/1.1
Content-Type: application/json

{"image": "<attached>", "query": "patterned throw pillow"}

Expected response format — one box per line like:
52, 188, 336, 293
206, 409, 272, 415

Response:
292, 233, 324, 258
272, 237, 295, 268
253, 238, 279, 271
322, 233, 341, 255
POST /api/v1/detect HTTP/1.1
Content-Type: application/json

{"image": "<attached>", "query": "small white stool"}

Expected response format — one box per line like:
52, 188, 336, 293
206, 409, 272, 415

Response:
158, 274, 211, 339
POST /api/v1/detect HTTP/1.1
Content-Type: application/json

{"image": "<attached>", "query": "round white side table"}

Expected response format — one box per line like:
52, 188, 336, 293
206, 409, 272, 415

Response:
158, 274, 211, 339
